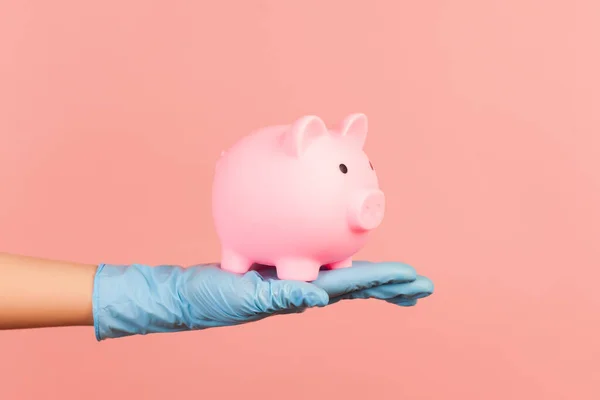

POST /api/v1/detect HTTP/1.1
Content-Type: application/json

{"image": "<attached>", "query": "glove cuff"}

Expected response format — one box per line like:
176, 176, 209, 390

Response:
92, 263, 188, 341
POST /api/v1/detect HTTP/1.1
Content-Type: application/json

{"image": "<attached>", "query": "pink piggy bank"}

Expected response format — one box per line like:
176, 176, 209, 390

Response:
211, 113, 385, 281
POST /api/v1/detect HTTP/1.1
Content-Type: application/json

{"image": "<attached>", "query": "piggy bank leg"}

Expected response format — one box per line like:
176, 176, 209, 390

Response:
220, 248, 253, 274
326, 258, 353, 270
276, 258, 321, 282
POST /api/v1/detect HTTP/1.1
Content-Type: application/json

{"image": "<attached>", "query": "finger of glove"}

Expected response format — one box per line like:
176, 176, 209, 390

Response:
389, 299, 418, 307
258, 279, 329, 313
329, 275, 434, 304
313, 261, 417, 298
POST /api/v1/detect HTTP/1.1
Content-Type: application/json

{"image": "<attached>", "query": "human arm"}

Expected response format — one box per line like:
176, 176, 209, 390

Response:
0, 252, 96, 329
0, 253, 434, 340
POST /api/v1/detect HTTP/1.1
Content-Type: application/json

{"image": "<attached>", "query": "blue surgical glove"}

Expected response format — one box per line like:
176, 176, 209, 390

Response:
93, 261, 434, 340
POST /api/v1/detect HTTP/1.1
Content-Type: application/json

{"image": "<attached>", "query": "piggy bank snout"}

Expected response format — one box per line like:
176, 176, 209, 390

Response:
348, 189, 386, 232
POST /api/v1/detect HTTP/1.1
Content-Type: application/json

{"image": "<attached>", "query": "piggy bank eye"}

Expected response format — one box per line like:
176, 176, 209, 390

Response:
339, 163, 348, 174
369, 161, 374, 170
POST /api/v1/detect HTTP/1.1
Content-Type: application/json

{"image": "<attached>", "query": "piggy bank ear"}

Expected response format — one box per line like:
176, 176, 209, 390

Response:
282, 115, 328, 157
339, 113, 368, 148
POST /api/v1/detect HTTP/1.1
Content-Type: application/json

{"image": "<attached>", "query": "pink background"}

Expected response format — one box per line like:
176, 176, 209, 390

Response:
1, 1, 599, 399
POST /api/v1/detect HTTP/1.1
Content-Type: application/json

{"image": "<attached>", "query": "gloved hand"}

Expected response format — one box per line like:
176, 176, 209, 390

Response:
92, 261, 434, 340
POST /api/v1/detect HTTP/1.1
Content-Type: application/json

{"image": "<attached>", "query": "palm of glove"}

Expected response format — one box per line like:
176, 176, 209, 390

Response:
178, 261, 434, 328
